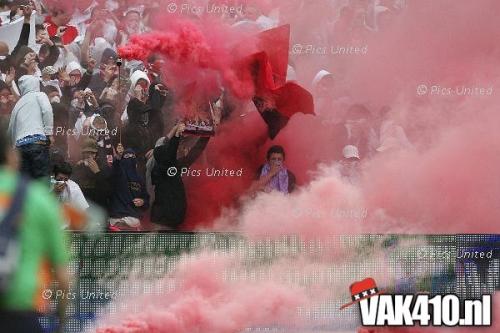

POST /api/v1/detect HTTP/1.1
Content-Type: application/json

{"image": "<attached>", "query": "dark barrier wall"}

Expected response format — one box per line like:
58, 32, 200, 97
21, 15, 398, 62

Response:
39, 233, 500, 332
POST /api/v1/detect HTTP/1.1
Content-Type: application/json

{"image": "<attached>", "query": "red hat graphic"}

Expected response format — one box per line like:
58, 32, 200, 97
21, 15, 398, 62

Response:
340, 277, 384, 310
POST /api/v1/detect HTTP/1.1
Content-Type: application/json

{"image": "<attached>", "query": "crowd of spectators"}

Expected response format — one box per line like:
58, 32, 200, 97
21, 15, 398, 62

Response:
0, 0, 411, 231
0, 0, 179, 230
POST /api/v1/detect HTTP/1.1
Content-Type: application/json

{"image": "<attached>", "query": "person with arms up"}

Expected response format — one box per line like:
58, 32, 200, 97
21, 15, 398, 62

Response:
150, 122, 210, 230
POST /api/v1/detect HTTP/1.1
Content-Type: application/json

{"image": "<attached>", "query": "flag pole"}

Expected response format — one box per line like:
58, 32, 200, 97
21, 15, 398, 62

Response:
116, 58, 123, 144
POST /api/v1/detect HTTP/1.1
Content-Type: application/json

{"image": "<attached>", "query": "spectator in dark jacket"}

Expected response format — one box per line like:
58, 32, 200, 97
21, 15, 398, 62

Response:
59, 61, 94, 107
87, 48, 118, 97
46, 86, 69, 159
150, 123, 209, 230
72, 137, 112, 212
108, 144, 149, 230
123, 70, 166, 176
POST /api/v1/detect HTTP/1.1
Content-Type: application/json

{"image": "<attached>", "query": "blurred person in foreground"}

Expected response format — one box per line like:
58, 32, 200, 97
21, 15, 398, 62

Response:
0, 125, 70, 332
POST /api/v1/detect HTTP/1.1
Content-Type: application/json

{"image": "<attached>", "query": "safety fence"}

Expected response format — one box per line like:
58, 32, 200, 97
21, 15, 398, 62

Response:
39, 233, 499, 332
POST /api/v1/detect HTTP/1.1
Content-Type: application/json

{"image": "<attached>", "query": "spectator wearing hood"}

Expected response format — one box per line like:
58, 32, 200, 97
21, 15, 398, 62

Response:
75, 113, 114, 165
374, 106, 414, 154
123, 69, 166, 175
109, 144, 149, 231
86, 48, 118, 97
73, 137, 112, 212
150, 122, 210, 230
7, 75, 53, 179
59, 61, 93, 105
311, 69, 351, 120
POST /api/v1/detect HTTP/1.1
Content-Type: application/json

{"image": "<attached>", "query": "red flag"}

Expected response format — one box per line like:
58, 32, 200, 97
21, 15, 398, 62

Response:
256, 24, 291, 87
248, 45, 314, 139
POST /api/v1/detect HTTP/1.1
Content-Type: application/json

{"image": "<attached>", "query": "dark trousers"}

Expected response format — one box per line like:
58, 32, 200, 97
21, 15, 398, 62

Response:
18, 143, 50, 179
0, 310, 43, 333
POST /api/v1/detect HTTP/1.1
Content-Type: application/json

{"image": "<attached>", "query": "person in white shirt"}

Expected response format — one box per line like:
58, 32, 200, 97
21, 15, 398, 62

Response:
52, 161, 89, 210
52, 161, 90, 229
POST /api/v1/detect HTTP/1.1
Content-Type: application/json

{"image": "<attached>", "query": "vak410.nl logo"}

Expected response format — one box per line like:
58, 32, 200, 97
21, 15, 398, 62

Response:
340, 278, 492, 327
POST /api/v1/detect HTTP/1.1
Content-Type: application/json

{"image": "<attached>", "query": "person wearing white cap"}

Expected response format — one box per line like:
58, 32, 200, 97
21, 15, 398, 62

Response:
312, 69, 334, 117
41, 66, 62, 97
338, 144, 361, 184
343, 144, 360, 160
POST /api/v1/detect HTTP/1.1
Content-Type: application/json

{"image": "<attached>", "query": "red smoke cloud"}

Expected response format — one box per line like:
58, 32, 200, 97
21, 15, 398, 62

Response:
235, 0, 500, 236
96, 254, 307, 333
96, 1, 500, 330
117, 0, 500, 234
118, 18, 256, 99
119, 17, 315, 229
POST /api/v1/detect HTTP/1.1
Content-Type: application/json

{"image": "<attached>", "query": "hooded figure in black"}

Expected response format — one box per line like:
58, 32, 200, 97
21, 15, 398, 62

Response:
123, 70, 166, 176
150, 123, 209, 230
109, 147, 149, 226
